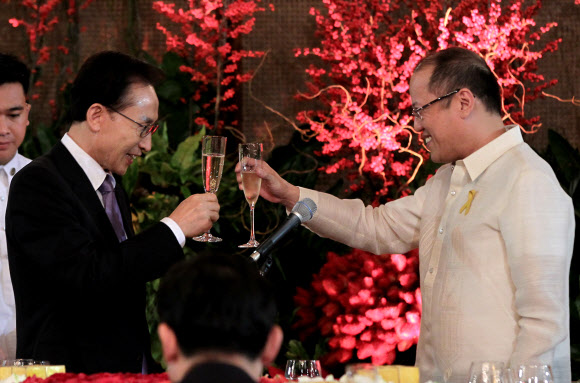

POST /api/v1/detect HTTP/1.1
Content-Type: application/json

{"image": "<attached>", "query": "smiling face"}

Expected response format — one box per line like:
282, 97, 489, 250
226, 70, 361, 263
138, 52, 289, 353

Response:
409, 66, 463, 164
0, 82, 29, 165
94, 82, 158, 175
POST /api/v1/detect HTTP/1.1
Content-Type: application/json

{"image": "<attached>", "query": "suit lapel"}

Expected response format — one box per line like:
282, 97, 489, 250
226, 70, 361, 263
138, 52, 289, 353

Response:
48, 142, 124, 242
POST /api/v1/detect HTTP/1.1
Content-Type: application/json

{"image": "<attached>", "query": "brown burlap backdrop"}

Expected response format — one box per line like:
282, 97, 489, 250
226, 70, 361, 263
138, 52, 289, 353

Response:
0, 0, 578, 152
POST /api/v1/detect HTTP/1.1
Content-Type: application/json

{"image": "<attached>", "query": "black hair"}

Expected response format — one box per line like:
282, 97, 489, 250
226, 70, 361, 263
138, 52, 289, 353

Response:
416, 47, 502, 115
69, 51, 164, 122
157, 252, 277, 359
0, 53, 30, 94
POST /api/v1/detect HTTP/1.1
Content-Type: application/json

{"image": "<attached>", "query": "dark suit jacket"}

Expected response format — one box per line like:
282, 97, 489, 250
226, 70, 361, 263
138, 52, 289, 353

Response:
6, 142, 184, 373
181, 362, 256, 383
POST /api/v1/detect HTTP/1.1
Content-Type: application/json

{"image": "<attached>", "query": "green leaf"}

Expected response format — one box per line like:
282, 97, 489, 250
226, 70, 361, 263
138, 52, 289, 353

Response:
171, 134, 203, 170
156, 80, 183, 104
150, 162, 177, 187
161, 51, 186, 78
151, 122, 170, 155
36, 125, 58, 154
285, 339, 311, 360
180, 185, 192, 199
122, 161, 139, 195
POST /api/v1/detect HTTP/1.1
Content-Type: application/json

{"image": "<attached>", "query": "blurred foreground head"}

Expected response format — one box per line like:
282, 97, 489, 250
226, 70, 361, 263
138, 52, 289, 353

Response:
157, 252, 283, 382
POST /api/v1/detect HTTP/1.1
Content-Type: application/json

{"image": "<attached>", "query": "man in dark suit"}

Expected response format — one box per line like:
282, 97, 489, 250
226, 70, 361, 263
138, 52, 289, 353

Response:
6, 51, 220, 373
157, 252, 283, 383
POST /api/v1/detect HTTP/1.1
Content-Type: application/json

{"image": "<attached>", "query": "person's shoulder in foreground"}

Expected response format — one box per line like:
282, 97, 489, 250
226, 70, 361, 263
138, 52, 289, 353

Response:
157, 252, 283, 383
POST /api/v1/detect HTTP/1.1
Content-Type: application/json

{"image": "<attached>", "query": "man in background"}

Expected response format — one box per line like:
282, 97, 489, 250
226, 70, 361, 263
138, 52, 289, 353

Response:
7, 51, 220, 373
157, 252, 283, 383
237, 47, 574, 382
0, 53, 32, 360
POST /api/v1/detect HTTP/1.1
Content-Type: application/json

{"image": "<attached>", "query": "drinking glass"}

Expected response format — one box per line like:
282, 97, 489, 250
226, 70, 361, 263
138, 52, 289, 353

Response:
284, 360, 321, 381
238, 143, 262, 248
468, 361, 505, 383
513, 364, 554, 383
346, 363, 382, 383
193, 135, 226, 242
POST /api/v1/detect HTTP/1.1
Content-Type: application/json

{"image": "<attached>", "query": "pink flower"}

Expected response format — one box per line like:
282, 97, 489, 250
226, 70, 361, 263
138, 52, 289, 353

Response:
293, 249, 421, 367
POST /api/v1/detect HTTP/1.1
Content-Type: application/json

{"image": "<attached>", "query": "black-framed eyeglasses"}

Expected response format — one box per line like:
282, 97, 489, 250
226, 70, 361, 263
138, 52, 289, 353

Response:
411, 89, 460, 120
107, 106, 159, 138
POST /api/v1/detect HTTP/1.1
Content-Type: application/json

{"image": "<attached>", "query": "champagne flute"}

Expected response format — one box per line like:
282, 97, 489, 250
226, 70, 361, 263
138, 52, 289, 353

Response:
238, 143, 262, 248
193, 135, 226, 242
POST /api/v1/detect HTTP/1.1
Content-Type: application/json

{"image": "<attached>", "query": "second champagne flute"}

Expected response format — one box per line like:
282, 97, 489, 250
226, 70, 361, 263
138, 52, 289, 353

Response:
193, 135, 226, 243
238, 143, 262, 248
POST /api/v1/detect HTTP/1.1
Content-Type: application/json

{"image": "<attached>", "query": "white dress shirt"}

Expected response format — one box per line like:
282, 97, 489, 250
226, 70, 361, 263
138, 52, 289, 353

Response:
298, 126, 574, 383
0, 152, 31, 359
61, 134, 185, 246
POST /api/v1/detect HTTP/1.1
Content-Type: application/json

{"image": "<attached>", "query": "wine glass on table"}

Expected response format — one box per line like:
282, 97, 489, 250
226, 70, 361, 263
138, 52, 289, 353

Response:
284, 360, 321, 381
468, 361, 506, 383
238, 143, 262, 248
513, 364, 554, 383
193, 135, 226, 243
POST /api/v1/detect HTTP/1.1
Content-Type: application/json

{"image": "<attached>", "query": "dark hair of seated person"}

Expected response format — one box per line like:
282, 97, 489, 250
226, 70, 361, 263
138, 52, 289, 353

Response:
157, 252, 277, 360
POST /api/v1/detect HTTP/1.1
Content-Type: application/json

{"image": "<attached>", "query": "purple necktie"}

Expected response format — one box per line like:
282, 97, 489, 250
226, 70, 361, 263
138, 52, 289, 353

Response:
98, 174, 127, 242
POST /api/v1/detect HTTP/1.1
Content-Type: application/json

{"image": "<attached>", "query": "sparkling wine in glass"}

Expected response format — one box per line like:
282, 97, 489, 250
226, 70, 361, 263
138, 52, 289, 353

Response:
239, 143, 262, 248
193, 135, 226, 243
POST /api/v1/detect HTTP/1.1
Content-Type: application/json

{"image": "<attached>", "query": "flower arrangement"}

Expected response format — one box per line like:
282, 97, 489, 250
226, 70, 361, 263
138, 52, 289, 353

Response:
22, 373, 169, 383
5, 0, 94, 103
153, 0, 274, 132
292, 249, 421, 366
295, 0, 561, 202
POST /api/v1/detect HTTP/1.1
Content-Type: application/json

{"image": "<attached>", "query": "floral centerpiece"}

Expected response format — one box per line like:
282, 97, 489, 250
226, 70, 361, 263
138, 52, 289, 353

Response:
292, 249, 421, 366
22, 373, 169, 383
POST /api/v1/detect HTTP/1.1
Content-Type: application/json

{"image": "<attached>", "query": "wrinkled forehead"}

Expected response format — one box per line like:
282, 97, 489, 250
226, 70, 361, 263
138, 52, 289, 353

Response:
118, 81, 158, 110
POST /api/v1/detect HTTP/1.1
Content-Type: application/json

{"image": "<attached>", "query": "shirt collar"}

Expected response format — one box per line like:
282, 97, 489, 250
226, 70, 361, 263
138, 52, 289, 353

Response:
61, 133, 113, 191
0, 153, 23, 182
462, 124, 523, 182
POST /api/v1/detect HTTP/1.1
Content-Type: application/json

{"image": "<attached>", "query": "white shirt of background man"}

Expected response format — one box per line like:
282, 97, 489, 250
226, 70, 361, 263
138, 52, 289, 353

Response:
0, 152, 31, 359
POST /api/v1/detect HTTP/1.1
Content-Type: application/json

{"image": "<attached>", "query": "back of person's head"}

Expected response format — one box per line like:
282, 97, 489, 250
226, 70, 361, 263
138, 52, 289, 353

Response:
0, 53, 30, 94
69, 51, 164, 122
416, 47, 502, 115
157, 252, 278, 360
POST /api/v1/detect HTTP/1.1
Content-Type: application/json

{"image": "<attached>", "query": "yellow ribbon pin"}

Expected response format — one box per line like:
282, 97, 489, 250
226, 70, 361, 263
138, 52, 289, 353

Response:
459, 190, 477, 215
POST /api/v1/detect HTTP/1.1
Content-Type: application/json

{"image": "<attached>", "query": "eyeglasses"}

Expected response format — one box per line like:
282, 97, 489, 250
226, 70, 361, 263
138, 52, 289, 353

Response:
411, 89, 460, 120
107, 106, 159, 138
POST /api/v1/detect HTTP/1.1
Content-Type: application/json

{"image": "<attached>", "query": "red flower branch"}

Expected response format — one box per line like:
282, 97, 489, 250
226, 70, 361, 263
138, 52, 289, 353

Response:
296, 0, 561, 202
153, 0, 274, 131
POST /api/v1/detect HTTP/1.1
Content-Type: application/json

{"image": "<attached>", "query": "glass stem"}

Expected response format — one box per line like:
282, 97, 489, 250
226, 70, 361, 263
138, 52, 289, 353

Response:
249, 205, 256, 241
